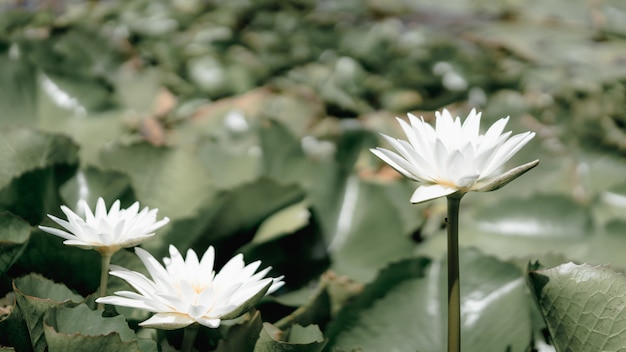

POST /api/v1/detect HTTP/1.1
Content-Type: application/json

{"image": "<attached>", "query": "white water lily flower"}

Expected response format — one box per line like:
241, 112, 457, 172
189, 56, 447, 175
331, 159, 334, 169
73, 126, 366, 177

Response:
96, 245, 285, 329
371, 108, 538, 204
39, 197, 169, 255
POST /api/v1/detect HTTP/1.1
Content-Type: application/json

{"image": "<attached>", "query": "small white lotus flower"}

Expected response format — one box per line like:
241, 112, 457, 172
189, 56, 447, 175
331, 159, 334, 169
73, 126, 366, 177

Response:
371, 108, 538, 204
96, 245, 285, 329
39, 197, 170, 255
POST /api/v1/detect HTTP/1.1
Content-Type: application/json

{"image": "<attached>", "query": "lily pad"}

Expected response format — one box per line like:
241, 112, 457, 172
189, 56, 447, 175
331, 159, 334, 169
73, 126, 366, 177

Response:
528, 262, 626, 351
416, 194, 594, 264
13, 274, 84, 352
254, 323, 327, 352
327, 249, 533, 352
44, 304, 156, 352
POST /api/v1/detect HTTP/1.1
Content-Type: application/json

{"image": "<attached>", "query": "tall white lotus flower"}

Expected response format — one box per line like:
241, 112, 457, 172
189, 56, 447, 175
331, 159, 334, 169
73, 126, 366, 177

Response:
371, 108, 538, 204
39, 197, 170, 255
96, 245, 285, 329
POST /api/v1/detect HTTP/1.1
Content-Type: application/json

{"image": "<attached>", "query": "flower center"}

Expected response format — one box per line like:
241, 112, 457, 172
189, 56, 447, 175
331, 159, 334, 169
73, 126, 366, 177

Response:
192, 282, 207, 294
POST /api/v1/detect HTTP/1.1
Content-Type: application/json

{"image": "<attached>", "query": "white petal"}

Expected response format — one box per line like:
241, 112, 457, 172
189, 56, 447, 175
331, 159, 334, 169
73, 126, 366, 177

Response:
268, 277, 285, 294
370, 147, 428, 182
370, 147, 412, 179
108, 270, 157, 296
480, 117, 509, 148
80, 201, 96, 224
461, 108, 481, 139
199, 246, 215, 274
481, 131, 535, 178
410, 184, 458, 204
195, 316, 221, 328
94, 198, 108, 221
96, 295, 157, 311
433, 139, 449, 179
139, 312, 196, 330
61, 240, 95, 249
38, 225, 76, 241
185, 248, 200, 269
135, 247, 171, 289
445, 150, 466, 186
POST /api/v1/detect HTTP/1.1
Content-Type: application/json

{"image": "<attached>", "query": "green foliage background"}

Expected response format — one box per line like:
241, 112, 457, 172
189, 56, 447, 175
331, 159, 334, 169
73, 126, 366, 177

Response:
2, 0, 626, 351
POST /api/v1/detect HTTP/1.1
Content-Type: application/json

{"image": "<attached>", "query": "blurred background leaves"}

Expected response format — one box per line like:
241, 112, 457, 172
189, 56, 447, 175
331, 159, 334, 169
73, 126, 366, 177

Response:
1, 0, 626, 351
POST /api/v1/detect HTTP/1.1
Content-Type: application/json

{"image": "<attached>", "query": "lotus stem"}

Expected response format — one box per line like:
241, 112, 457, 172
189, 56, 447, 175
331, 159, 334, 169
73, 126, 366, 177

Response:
446, 194, 462, 352
97, 252, 113, 310
182, 323, 200, 352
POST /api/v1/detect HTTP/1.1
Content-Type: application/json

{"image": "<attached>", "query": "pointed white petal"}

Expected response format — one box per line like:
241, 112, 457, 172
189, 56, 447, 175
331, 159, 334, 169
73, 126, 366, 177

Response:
38, 225, 76, 241
199, 246, 215, 273
139, 313, 196, 330
96, 295, 157, 311
461, 108, 481, 139
481, 131, 535, 178
195, 316, 221, 328
378, 137, 436, 180
480, 117, 509, 147
134, 247, 171, 289
370, 148, 422, 182
410, 184, 458, 204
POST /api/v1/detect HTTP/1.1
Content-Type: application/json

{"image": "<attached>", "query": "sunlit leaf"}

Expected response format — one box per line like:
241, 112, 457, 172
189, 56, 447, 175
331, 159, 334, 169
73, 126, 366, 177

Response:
327, 249, 533, 352
528, 262, 626, 352
416, 194, 593, 264
98, 141, 218, 220
252, 200, 310, 244
59, 167, 132, 211
328, 178, 417, 283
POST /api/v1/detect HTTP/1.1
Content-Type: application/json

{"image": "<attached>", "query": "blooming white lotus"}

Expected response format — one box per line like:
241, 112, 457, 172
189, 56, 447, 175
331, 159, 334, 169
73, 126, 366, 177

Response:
96, 245, 285, 329
371, 109, 538, 203
39, 197, 170, 255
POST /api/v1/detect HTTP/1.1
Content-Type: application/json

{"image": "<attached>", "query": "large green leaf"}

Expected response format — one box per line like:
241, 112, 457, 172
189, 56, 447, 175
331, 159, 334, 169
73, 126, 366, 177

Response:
152, 177, 305, 259
98, 141, 218, 220
12, 230, 101, 296
528, 262, 626, 352
416, 194, 593, 264
258, 119, 347, 240
59, 167, 133, 212
0, 212, 30, 276
43, 304, 156, 352
328, 178, 418, 283
202, 177, 304, 244
0, 56, 37, 125
13, 274, 84, 352
0, 127, 78, 223
326, 249, 533, 352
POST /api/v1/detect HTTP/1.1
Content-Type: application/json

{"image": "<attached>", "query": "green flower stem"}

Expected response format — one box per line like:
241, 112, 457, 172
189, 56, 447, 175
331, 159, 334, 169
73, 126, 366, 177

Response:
446, 194, 463, 352
97, 252, 113, 310
182, 323, 200, 352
